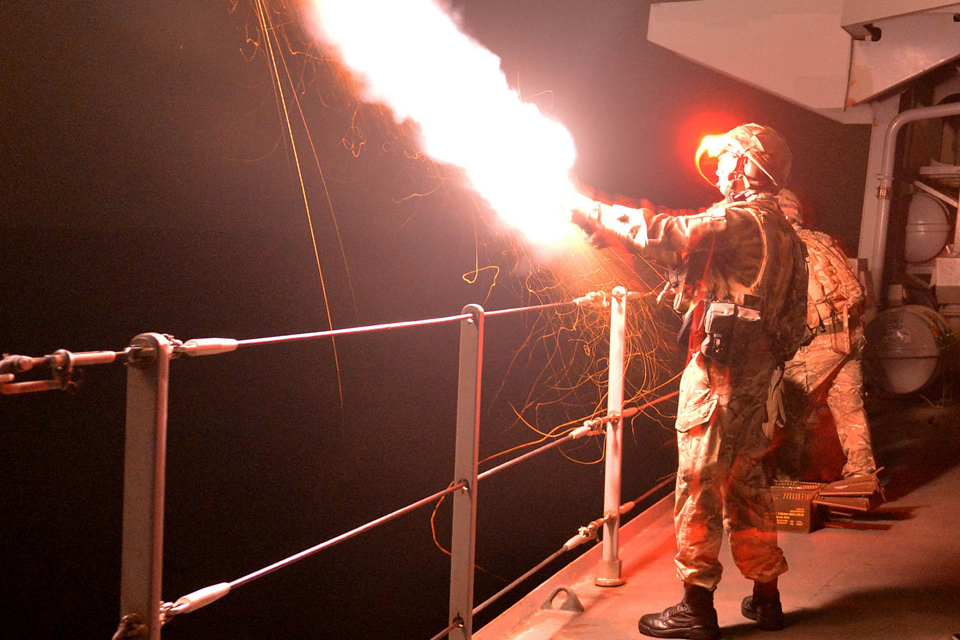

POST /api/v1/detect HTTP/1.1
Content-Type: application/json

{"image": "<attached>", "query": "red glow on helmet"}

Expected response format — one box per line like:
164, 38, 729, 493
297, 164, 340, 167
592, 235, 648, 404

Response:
695, 134, 730, 186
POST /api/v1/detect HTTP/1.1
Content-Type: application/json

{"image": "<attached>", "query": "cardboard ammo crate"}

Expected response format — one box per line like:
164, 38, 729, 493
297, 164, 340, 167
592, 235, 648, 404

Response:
768, 481, 824, 533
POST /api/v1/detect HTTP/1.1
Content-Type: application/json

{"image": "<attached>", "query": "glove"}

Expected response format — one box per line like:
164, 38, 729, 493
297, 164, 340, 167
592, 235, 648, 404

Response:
568, 202, 612, 248
569, 200, 651, 253
656, 281, 678, 305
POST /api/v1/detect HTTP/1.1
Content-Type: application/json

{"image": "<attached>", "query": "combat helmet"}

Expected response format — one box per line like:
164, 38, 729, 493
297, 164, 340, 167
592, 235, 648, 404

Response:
697, 123, 792, 198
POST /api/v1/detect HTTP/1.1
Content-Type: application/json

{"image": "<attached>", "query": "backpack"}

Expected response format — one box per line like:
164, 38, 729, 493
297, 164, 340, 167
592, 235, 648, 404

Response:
797, 229, 865, 328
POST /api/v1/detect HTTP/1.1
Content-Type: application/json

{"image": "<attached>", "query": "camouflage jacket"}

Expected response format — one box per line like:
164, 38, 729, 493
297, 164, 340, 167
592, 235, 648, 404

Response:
603, 193, 808, 360
795, 228, 865, 330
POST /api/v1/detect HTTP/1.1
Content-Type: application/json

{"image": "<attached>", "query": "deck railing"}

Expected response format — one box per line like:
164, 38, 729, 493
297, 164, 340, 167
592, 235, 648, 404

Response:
0, 286, 661, 640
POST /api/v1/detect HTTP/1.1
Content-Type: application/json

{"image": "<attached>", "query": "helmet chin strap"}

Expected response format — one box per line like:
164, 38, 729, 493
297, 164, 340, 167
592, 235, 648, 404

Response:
719, 153, 751, 199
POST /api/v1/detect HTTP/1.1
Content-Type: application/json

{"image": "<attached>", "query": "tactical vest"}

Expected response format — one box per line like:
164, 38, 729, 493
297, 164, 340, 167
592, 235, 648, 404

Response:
796, 228, 865, 329
715, 196, 809, 361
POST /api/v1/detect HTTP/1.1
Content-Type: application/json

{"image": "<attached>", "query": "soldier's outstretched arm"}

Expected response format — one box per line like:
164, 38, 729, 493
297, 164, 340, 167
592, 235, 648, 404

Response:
571, 201, 729, 266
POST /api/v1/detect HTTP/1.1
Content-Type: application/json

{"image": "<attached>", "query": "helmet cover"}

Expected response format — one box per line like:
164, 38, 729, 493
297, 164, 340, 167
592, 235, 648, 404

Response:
696, 123, 792, 195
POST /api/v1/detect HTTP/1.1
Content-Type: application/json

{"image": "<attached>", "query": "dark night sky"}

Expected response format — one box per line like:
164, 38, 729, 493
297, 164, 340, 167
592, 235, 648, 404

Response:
1, 2, 871, 639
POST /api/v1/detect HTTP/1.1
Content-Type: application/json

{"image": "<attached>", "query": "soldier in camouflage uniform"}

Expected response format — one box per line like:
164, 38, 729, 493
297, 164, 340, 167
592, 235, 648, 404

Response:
774, 189, 878, 480
573, 124, 808, 640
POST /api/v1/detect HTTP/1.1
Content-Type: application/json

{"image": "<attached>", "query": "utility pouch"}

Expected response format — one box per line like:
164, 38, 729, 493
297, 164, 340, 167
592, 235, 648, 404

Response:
700, 300, 761, 362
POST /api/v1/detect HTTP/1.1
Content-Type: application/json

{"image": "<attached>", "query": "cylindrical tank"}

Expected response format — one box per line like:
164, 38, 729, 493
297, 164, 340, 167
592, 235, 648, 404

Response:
904, 191, 952, 263
863, 305, 953, 395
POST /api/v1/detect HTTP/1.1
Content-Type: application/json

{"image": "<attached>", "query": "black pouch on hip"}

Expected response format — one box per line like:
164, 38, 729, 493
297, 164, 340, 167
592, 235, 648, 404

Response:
700, 300, 761, 362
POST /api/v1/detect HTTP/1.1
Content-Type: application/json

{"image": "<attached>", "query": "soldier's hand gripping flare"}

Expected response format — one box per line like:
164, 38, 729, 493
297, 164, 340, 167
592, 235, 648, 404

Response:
567, 195, 650, 252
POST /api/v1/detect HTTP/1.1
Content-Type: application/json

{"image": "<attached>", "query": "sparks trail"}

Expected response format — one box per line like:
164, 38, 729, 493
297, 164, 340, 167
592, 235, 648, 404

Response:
225, 4, 687, 604
234, 0, 683, 448
232, 0, 362, 421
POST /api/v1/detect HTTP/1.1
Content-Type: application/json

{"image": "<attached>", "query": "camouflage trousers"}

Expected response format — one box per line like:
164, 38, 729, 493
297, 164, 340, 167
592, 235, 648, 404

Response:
674, 351, 788, 590
780, 330, 877, 478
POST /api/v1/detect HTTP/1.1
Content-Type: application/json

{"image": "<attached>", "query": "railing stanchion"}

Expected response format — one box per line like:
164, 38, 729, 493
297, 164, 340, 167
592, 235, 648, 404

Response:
119, 333, 174, 639
596, 286, 627, 587
449, 305, 484, 639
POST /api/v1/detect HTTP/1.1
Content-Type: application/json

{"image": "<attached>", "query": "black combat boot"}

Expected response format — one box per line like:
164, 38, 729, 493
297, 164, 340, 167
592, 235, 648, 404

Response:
741, 578, 785, 630
637, 583, 720, 640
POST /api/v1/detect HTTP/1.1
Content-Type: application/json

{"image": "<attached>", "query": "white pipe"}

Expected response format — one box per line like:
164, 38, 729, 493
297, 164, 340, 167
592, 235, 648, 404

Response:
596, 286, 627, 587
871, 102, 960, 301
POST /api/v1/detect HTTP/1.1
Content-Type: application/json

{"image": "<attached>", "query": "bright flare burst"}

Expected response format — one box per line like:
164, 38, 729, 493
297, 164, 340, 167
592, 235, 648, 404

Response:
694, 133, 729, 188
302, 0, 585, 245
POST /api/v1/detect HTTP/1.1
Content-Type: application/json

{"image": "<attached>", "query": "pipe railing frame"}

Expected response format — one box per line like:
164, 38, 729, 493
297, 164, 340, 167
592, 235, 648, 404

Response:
119, 333, 175, 640
864, 100, 960, 307
126, 291, 635, 638
595, 285, 627, 587
3, 291, 638, 640
448, 304, 484, 640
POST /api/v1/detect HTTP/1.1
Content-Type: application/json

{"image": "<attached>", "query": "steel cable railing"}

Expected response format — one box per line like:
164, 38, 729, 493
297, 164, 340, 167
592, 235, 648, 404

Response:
0, 289, 665, 640
469, 473, 677, 621
158, 393, 678, 631
177, 294, 599, 356
157, 411, 612, 625
464, 393, 679, 623
159, 480, 469, 622
0, 294, 605, 390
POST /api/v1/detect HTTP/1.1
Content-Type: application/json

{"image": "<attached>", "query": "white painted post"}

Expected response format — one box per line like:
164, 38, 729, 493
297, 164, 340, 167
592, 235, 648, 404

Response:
449, 305, 483, 639
596, 287, 626, 587
119, 333, 174, 639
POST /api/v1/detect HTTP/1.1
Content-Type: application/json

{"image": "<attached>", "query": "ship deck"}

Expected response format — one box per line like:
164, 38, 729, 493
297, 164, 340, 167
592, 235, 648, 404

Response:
476, 396, 960, 640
